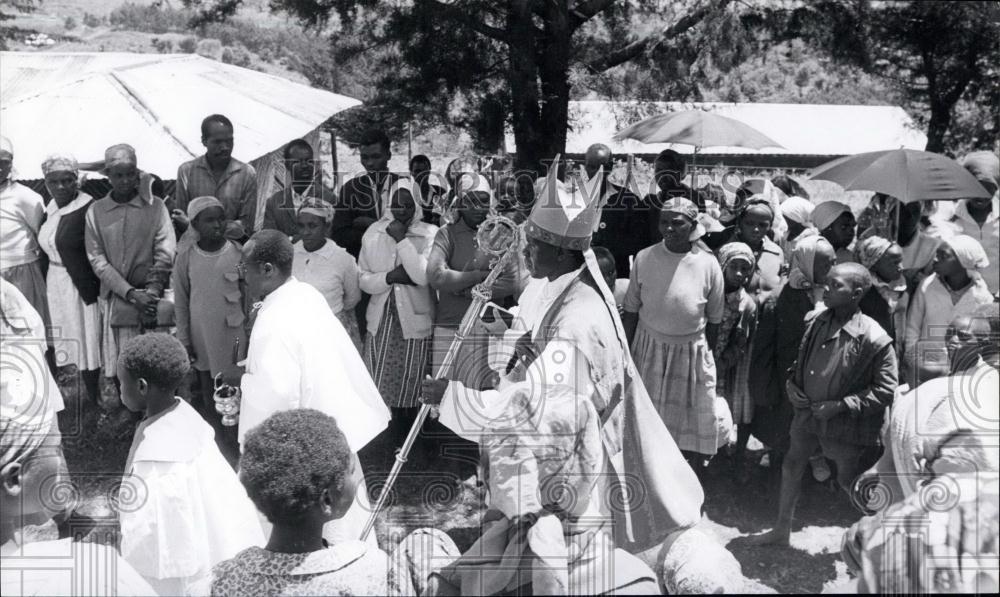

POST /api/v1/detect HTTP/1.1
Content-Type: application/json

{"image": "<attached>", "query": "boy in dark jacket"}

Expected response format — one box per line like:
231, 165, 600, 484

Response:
753, 263, 898, 546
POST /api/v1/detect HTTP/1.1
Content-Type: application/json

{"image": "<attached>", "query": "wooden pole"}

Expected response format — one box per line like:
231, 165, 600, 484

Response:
328, 128, 340, 193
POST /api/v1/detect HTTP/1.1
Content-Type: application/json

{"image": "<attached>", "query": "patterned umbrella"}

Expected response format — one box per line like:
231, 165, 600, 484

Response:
613, 109, 784, 150
809, 148, 990, 203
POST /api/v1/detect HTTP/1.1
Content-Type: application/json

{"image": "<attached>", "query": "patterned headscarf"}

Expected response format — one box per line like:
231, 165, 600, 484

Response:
946, 235, 990, 275
662, 197, 706, 240
788, 235, 834, 291
40, 154, 79, 176
854, 235, 895, 270
717, 242, 755, 271
104, 143, 138, 170
297, 198, 334, 223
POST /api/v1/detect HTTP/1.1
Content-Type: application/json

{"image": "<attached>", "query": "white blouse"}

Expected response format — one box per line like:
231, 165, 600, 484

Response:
292, 239, 361, 315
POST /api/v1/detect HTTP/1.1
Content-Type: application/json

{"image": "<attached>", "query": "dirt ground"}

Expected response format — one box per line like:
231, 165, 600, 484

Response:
50, 370, 859, 594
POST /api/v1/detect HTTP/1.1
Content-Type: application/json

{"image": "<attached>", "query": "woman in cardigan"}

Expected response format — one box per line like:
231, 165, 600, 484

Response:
36, 154, 103, 404
359, 179, 438, 452
904, 234, 993, 385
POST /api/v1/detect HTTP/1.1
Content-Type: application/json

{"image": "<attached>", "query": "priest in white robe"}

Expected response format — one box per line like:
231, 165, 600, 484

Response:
237, 229, 390, 544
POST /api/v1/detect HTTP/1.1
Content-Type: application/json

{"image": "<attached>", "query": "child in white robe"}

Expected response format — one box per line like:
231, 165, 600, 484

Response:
117, 333, 264, 595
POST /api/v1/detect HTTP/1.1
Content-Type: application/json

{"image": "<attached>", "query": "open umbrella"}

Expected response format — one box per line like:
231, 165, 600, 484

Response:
613, 109, 784, 150
808, 148, 990, 203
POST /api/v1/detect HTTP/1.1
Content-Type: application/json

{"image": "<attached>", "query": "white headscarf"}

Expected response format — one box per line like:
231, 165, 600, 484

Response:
946, 235, 990, 278
781, 196, 815, 227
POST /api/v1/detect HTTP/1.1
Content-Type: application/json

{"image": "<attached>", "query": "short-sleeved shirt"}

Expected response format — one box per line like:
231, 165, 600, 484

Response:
624, 242, 724, 337
430, 220, 518, 327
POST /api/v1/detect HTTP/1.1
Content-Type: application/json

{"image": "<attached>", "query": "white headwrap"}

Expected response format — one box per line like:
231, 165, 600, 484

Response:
389, 178, 425, 227
781, 196, 815, 226
946, 234, 990, 275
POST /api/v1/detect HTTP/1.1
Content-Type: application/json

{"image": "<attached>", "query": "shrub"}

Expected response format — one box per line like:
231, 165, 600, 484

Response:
222, 44, 254, 68
152, 37, 174, 54
83, 12, 101, 28
64, 16, 77, 30
109, 2, 191, 34
195, 38, 223, 61
178, 36, 197, 54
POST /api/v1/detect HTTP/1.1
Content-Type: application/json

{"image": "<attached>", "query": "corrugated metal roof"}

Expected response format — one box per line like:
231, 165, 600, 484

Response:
0, 52, 361, 178
520, 100, 928, 157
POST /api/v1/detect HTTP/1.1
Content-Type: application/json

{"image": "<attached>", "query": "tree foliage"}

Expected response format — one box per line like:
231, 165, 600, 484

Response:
765, 0, 1000, 154
181, 0, 996, 162
1, 0, 40, 49
185, 0, 743, 170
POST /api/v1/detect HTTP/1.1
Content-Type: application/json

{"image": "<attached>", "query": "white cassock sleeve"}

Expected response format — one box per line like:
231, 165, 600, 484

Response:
239, 334, 301, 446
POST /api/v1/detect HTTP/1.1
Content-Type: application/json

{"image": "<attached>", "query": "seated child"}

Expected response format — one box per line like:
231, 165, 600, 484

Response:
117, 333, 264, 595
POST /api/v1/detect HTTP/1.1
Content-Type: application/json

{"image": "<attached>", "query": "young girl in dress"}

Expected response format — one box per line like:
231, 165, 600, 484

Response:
623, 197, 726, 473
713, 242, 758, 481
171, 196, 246, 462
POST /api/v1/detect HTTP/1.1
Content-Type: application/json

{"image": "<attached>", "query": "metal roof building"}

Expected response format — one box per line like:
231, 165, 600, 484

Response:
0, 51, 361, 224
549, 100, 928, 169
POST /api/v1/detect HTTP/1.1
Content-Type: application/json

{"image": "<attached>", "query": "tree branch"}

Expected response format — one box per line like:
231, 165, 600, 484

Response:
586, 0, 732, 72
569, 0, 617, 30
426, 0, 508, 42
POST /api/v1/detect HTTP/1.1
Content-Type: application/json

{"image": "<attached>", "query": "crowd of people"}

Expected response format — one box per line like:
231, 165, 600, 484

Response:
1, 113, 998, 596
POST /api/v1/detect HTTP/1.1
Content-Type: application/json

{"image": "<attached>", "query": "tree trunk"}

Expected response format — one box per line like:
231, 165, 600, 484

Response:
508, 0, 543, 173
538, 0, 572, 170
924, 99, 952, 154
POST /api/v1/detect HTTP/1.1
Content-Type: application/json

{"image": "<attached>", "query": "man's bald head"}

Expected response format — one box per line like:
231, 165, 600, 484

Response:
584, 143, 613, 178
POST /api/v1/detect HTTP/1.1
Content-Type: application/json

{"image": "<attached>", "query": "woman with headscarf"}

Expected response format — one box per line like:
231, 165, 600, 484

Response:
359, 179, 438, 454
932, 151, 999, 294
171, 196, 245, 448
427, 174, 519, 390
292, 199, 362, 351
813, 200, 857, 264
904, 234, 993, 385
855, 235, 908, 348
36, 154, 103, 405
748, 235, 837, 464
779, 196, 817, 258
0, 137, 50, 341
624, 197, 726, 471
85, 144, 176, 394
712, 180, 786, 295
713, 242, 759, 479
